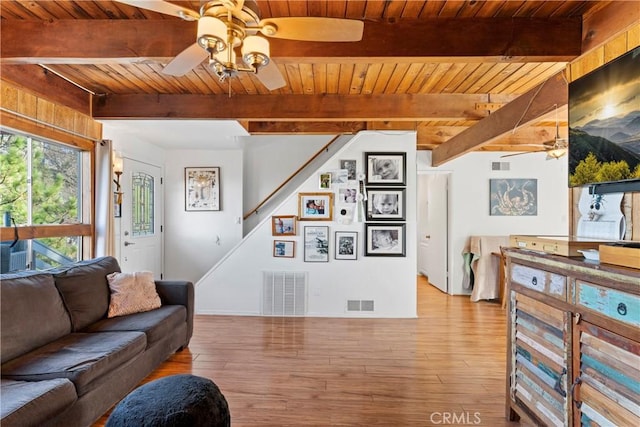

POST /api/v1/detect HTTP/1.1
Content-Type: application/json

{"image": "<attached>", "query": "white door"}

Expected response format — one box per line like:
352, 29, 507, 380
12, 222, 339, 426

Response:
119, 158, 163, 279
417, 173, 449, 293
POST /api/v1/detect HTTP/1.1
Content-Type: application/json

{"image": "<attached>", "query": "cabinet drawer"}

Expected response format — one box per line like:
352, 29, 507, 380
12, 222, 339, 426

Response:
575, 281, 640, 328
511, 263, 567, 301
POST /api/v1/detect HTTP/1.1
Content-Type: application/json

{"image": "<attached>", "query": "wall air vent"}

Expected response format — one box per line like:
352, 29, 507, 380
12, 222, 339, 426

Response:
262, 271, 307, 316
346, 300, 375, 312
492, 161, 510, 171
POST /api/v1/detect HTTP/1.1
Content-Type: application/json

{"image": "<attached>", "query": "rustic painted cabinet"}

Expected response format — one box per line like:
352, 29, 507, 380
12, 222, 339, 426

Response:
504, 248, 640, 427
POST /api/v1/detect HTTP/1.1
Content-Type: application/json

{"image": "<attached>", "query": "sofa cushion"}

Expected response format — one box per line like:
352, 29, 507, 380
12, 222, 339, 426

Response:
86, 305, 186, 348
53, 256, 121, 331
1, 272, 72, 364
1, 331, 146, 397
1, 378, 77, 427
107, 271, 161, 318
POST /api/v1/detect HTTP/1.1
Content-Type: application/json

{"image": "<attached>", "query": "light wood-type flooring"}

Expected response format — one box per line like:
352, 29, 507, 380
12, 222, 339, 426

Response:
96, 276, 519, 426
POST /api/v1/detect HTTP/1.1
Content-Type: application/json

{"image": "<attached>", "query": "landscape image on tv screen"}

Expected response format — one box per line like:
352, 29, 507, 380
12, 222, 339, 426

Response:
568, 46, 640, 187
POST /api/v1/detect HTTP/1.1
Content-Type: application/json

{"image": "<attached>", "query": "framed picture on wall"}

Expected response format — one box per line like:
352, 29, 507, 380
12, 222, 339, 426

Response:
335, 231, 357, 260
365, 188, 406, 221
298, 192, 334, 221
271, 215, 296, 236
339, 159, 357, 180
364, 223, 406, 257
185, 167, 220, 211
489, 178, 537, 216
364, 152, 406, 186
273, 240, 295, 258
304, 226, 329, 262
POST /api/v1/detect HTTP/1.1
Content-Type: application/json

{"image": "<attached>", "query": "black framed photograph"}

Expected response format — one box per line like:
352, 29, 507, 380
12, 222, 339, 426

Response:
364, 223, 406, 257
185, 167, 220, 211
273, 240, 295, 258
298, 192, 334, 221
304, 226, 329, 262
271, 215, 296, 236
335, 231, 357, 260
364, 152, 406, 186
365, 188, 406, 221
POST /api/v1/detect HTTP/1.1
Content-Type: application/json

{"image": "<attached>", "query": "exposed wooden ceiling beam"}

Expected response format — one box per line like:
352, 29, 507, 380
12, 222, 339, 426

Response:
431, 71, 568, 166
1, 18, 582, 64
91, 93, 516, 120
1, 65, 91, 115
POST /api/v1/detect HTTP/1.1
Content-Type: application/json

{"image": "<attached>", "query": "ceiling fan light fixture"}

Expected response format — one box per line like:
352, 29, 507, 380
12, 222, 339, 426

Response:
546, 148, 567, 159
210, 48, 238, 81
197, 16, 227, 52
241, 36, 270, 70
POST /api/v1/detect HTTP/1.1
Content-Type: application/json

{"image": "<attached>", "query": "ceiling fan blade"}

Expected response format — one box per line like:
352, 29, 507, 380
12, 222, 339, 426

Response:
500, 149, 547, 158
255, 60, 286, 90
258, 17, 364, 41
116, 1, 200, 20
162, 43, 208, 76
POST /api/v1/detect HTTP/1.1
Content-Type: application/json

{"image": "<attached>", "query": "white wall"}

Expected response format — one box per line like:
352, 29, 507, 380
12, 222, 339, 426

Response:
196, 131, 418, 317
163, 150, 244, 284
242, 135, 334, 210
418, 150, 569, 294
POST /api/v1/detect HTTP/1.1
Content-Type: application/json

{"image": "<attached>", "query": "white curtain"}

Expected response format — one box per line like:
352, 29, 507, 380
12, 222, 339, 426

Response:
94, 139, 115, 257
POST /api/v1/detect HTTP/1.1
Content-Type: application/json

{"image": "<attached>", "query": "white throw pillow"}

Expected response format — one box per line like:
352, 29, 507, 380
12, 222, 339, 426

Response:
107, 271, 161, 318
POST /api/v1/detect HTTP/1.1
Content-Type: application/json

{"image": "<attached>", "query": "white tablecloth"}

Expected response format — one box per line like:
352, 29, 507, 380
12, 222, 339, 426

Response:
462, 235, 509, 302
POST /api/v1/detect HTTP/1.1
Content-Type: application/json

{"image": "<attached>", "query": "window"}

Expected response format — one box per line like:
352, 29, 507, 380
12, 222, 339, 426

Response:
0, 129, 90, 272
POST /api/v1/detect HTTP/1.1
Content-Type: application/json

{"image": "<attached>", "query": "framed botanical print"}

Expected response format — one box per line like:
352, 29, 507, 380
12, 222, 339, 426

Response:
335, 231, 357, 260
272, 215, 296, 236
364, 152, 406, 186
298, 192, 334, 221
364, 223, 406, 257
365, 188, 406, 221
185, 167, 220, 211
304, 226, 329, 262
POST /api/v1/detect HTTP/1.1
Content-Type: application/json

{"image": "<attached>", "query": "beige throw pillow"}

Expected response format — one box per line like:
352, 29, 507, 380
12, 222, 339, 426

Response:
107, 271, 161, 318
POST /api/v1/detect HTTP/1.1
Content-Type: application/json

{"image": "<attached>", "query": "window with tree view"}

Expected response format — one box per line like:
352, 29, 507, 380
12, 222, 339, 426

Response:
1, 130, 84, 272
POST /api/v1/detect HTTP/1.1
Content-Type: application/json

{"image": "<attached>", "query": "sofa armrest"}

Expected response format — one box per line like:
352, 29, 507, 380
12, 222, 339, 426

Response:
155, 280, 194, 345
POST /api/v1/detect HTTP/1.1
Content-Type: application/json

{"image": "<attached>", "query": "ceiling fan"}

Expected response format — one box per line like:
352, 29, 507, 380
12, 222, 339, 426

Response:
501, 105, 568, 160
116, 1, 364, 90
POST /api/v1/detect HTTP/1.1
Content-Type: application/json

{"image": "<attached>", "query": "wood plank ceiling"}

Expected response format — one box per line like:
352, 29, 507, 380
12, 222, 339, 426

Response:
0, 1, 622, 164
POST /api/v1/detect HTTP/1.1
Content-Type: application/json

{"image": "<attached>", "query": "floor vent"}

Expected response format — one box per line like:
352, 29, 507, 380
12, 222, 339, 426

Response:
346, 300, 375, 312
262, 271, 307, 316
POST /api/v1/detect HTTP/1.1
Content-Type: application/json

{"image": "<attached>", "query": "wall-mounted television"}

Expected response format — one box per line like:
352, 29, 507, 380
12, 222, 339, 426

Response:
568, 46, 640, 194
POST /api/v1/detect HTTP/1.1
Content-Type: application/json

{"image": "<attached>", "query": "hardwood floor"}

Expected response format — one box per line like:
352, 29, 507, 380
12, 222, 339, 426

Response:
95, 276, 519, 426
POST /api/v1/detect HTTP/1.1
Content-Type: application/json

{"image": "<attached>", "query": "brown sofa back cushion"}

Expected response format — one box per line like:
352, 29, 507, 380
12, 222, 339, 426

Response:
53, 256, 121, 331
1, 273, 72, 364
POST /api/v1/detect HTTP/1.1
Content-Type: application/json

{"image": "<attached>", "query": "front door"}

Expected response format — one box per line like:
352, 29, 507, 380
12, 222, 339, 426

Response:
119, 158, 163, 279
417, 173, 449, 293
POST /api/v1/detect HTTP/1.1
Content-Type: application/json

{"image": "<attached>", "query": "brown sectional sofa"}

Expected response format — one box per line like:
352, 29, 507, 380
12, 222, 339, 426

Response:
0, 256, 194, 427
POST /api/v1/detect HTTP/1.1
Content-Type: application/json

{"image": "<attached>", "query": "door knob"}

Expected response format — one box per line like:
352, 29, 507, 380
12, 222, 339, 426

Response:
124, 241, 135, 247
425, 235, 431, 238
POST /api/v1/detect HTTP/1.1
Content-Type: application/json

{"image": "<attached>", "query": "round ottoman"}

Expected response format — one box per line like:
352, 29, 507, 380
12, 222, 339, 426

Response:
106, 374, 230, 427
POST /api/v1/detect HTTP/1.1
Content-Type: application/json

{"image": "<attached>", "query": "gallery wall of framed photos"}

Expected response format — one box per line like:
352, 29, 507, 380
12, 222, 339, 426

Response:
270, 151, 408, 262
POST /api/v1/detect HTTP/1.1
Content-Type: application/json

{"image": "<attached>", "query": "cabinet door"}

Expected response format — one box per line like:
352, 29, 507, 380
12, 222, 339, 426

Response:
510, 292, 571, 426
573, 321, 640, 426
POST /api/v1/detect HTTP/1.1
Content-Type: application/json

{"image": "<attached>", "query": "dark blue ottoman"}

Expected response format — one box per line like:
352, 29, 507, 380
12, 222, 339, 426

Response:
106, 374, 230, 427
